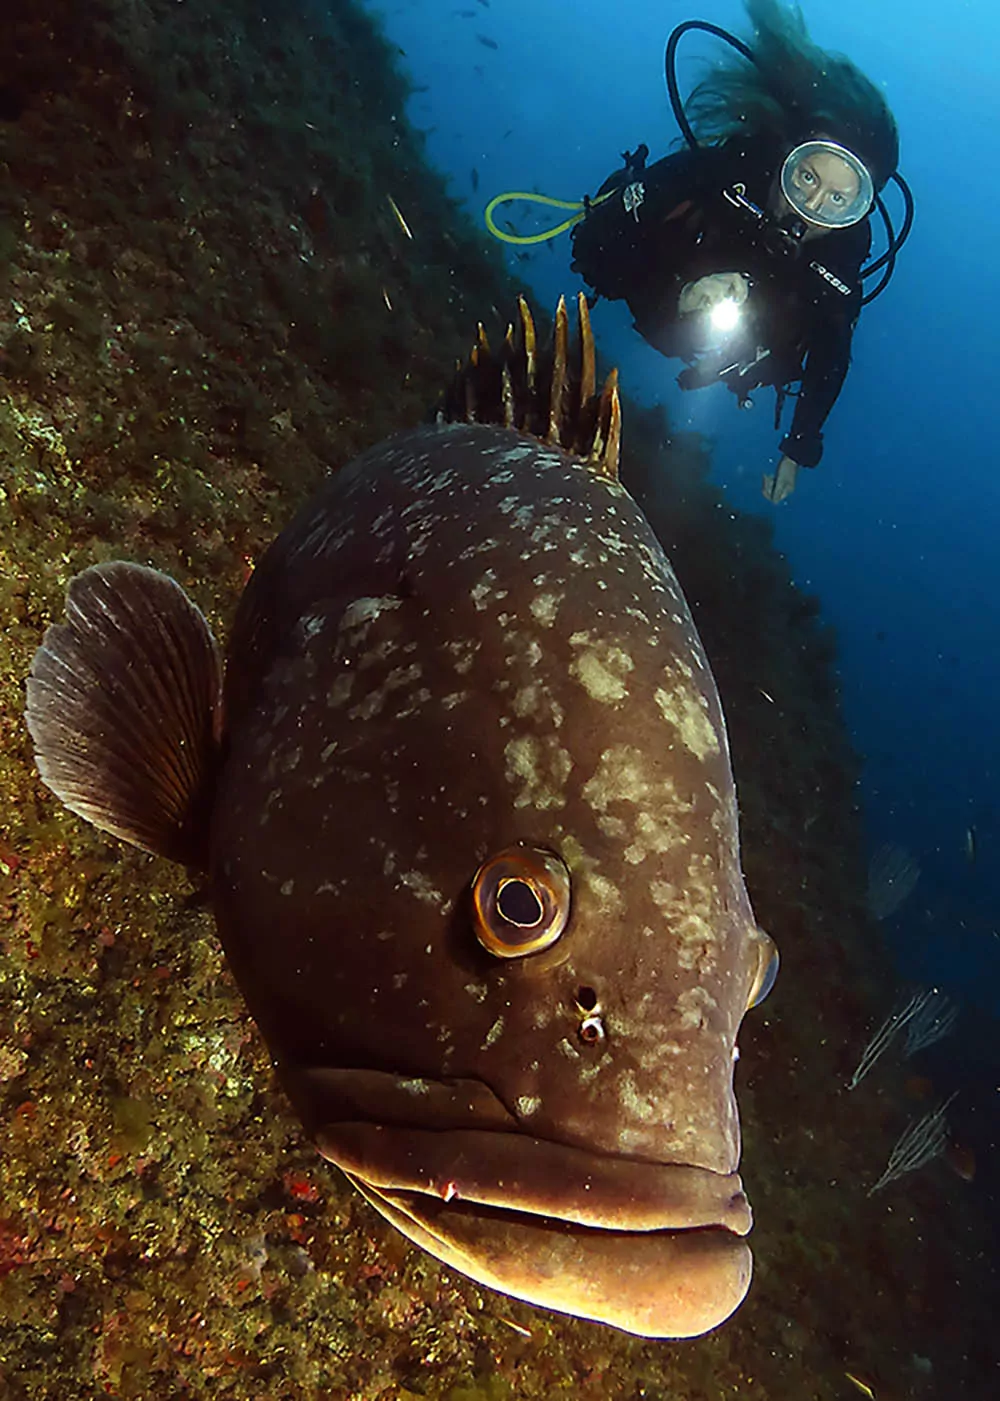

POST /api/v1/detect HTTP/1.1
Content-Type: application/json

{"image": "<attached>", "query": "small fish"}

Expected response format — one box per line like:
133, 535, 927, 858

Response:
498, 1316, 532, 1337
26, 295, 776, 1343
502, 128, 513, 139
453, 7, 476, 14
381, 287, 393, 311
945, 1140, 976, 1182
470, 167, 479, 191
386, 193, 413, 240
477, 0, 490, 7
476, 34, 499, 49
965, 824, 976, 863
845, 1374, 876, 1400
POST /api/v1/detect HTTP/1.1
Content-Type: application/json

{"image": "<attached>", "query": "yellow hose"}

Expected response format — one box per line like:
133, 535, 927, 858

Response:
484, 188, 613, 245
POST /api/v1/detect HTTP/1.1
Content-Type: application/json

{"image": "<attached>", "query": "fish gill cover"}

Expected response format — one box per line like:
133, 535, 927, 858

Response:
0, 1, 995, 1398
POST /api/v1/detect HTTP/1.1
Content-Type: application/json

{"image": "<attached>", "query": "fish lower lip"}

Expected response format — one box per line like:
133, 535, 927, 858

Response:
351, 1176, 752, 1340
318, 1121, 752, 1339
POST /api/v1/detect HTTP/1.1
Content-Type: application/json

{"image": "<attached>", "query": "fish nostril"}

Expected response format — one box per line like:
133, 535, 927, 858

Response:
578, 1014, 606, 1046
574, 987, 605, 1046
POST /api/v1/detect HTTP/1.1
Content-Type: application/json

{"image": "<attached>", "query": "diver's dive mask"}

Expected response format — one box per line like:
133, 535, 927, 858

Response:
779, 140, 874, 229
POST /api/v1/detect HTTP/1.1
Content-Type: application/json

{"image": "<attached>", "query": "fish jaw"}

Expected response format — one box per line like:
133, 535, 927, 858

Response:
301, 1067, 752, 1338
317, 1116, 752, 1338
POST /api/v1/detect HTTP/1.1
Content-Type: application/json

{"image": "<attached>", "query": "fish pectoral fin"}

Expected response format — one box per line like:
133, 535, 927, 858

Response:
26, 561, 222, 867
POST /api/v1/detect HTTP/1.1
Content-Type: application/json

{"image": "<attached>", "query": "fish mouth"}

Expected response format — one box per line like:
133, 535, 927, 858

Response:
316, 1120, 752, 1339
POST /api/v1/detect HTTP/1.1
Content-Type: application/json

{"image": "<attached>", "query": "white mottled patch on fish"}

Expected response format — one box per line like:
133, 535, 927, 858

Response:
516, 1096, 542, 1117
358, 637, 403, 671
615, 1068, 662, 1127
504, 733, 572, 810
654, 681, 720, 761
424, 468, 458, 494
529, 592, 563, 627
399, 870, 444, 906
292, 519, 354, 561
649, 877, 720, 974
297, 613, 326, 640
512, 681, 563, 728
339, 596, 403, 631
583, 871, 624, 917
596, 528, 629, 554
348, 664, 423, 722
568, 634, 634, 703
675, 984, 719, 1031
482, 1015, 505, 1049
458, 538, 500, 561
471, 569, 507, 611
529, 520, 565, 551
464, 982, 489, 1003
490, 443, 537, 472
444, 638, 480, 674
395, 688, 432, 719
583, 745, 692, 863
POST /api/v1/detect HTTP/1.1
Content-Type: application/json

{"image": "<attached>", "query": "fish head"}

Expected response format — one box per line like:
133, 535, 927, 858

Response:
210, 423, 777, 1338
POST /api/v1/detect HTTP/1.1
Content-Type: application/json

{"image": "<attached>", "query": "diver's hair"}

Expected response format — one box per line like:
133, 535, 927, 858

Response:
686, 0, 899, 187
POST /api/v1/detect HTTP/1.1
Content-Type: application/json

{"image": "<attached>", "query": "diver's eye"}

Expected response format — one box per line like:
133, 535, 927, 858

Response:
830, 190, 846, 205
747, 929, 779, 1009
471, 845, 571, 958
798, 167, 816, 186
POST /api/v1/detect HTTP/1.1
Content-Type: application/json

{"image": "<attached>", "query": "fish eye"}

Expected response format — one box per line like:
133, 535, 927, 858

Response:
747, 929, 779, 1009
471, 844, 571, 958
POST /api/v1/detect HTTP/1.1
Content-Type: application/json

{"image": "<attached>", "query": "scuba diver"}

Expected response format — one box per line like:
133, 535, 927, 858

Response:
486, 0, 911, 503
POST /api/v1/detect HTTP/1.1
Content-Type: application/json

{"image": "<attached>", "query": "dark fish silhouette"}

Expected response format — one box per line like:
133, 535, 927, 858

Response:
26, 295, 776, 1340
476, 34, 499, 50
471, 167, 479, 191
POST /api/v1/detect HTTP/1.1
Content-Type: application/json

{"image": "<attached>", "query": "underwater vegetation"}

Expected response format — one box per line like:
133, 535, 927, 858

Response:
0, 1, 996, 1398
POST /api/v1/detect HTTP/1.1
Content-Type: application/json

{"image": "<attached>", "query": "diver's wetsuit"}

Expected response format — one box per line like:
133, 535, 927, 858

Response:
570, 136, 871, 467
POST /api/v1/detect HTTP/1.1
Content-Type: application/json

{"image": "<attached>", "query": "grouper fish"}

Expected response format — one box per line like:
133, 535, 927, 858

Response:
25, 294, 777, 1339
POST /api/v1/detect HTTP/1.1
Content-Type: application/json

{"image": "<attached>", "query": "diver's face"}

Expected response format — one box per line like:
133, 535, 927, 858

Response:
783, 150, 861, 228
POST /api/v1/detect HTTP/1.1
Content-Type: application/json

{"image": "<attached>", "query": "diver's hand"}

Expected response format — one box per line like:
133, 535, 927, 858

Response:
678, 271, 750, 316
762, 455, 800, 503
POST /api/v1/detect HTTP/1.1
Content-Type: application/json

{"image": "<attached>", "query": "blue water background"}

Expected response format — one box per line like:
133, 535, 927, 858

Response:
365, 0, 1000, 1013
